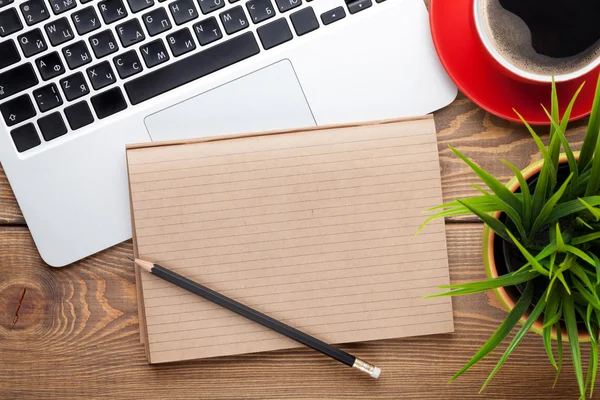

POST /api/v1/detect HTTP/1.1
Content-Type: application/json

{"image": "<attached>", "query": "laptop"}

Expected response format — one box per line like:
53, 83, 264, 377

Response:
0, 0, 456, 267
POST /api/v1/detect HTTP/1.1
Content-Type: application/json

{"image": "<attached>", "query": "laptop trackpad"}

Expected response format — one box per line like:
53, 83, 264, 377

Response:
144, 60, 316, 142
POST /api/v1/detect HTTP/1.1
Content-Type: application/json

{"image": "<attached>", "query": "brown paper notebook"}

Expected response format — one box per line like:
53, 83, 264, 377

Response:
127, 116, 453, 364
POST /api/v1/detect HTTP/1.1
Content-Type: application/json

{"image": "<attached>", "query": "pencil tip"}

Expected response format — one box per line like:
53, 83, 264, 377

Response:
127, 256, 135, 261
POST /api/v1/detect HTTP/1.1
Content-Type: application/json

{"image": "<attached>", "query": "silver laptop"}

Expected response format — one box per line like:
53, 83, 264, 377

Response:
0, 0, 456, 266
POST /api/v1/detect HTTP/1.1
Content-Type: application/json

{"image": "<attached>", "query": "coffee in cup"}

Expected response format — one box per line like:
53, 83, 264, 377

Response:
474, 0, 600, 83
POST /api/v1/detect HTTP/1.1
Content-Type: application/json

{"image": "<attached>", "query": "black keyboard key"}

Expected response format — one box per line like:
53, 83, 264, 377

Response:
17, 28, 47, 57
125, 32, 259, 104
142, 7, 171, 36
167, 28, 196, 56
59, 72, 89, 100
198, 0, 225, 14
246, 0, 275, 24
89, 29, 119, 58
274, 0, 300, 13
0, 64, 38, 101
0, 39, 19, 68
347, 0, 371, 14
116, 18, 145, 47
33, 82, 62, 112
0, 0, 14, 8
35, 51, 65, 80
219, 5, 248, 34
127, 0, 154, 13
44, 17, 74, 46
63, 40, 92, 69
257, 17, 291, 49
11, 123, 40, 152
140, 39, 169, 67
86, 61, 116, 89
0, 8, 22, 37
193, 17, 221, 45
0, 94, 36, 126
320, 6, 344, 25
38, 111, 67, 140
99, 0, 128, 24
290, 6, 318, 36
170, 0, 198, 24
49, 0, 76, 15
72, 6, 101, 35
113, 49, 142, 78
91, 87, 126, 119
20, 0, 49, 25
64, 101, 93, 130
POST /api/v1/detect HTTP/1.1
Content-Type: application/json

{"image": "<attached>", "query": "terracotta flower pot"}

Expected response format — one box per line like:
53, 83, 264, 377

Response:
482, 153, 589, 340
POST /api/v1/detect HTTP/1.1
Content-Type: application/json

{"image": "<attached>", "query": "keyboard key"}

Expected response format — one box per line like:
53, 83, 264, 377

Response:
142, 7, 171, 36
0, 64, 38, 101
0, 94, 36, 126
72, 6, 101, 35
44, 17, 74, 46
86, 61, 116, 89
59, 72, 89, 100
99, 0, 128, 24
290, 6, 318, 36
89, 29, 119, 58
127, 0, 154, 13
0, 8, 22, 37
50, 0, 76, 15
198, 0, 225, 14
246, 0, 275, 24
33, 82, 62, 112
0, 0, 14, 8
20, 0, 49, 26
64, 101, 93, 130
274, 0, 300, 13
11, 123, 40, 152
257, 17, 291, 49
38, 111, 67, 140
125, 32, 259, 104
320, 6, 345, 25
91, 87, 127, 119
140, 39, 169, 68
170, 0, 198, 24
35, 51, 65, 80
63, 40, 92, 69
167, 28, 196, 56
17, 28, 47, 57
113, 49, 142, 78
116, 18, 145, 47
0, 39, 19, 68
219, 6, 248, 34
347, 0, 371, 14
193, 17, 221, 45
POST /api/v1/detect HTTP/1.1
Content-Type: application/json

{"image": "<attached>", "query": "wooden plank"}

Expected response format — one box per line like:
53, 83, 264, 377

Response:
0, 224, 584, 399
0, 95, 590, 225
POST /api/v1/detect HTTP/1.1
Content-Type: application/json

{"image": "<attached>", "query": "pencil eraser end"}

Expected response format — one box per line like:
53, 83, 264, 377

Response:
371, 367, 381, 379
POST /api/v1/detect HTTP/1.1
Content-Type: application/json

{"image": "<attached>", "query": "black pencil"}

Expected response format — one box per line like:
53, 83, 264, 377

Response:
128, 256, 381, 378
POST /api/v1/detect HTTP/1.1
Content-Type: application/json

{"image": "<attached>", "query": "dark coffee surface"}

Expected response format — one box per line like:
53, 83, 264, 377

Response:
499, 0, 600, 58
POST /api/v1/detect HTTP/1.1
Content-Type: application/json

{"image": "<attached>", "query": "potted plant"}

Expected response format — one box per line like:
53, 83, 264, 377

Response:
420, 75, 600, 398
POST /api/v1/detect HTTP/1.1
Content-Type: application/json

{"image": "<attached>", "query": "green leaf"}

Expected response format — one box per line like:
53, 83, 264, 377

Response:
449, 146, 523, 216
543, 291, 561, 368
585, 131, 600, 196
507, 230, 549, 276
566, 245, 596, 267
579, 198, 600, 222
549, 252, 557, 279
554, 320, 563, 388
571, 232, 600, 246
571, 263, 597, 296
556, 224, 567, 253
480, 285, 548, 392
502, 160, 533, 232
449, 282, 533, 382
564, 294, 585, 398
549, 196, 600, 221
549, 78, 561, 169
427, 270, 540, 298
594, 254, 600, 285
549, 259, 574, 296
572, 278, 600, 310
457, 199, 511, 242
579, 73, 600, 173
577, 217, 595, 230
583, 308, 598, 398
472, 184, 528, 241
529, 174, 573, 242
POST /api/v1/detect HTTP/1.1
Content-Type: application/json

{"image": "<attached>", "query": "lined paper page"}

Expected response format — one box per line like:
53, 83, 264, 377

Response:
127, 117, 453, 364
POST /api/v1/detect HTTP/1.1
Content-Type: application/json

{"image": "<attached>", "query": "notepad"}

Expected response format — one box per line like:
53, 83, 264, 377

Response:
127, 116, 453, 364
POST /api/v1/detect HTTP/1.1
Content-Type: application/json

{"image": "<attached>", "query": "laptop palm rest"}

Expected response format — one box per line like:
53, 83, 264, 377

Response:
144, 60, 316, 141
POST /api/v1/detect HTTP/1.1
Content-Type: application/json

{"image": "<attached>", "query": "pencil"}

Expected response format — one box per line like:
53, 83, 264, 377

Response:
128, 256, 381, 378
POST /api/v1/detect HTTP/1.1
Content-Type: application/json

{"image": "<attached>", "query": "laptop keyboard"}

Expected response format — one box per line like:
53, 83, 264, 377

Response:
0, 0, 384, 153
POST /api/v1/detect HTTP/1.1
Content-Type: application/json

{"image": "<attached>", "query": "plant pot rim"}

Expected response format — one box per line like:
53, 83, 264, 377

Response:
482, 153, 589, 341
